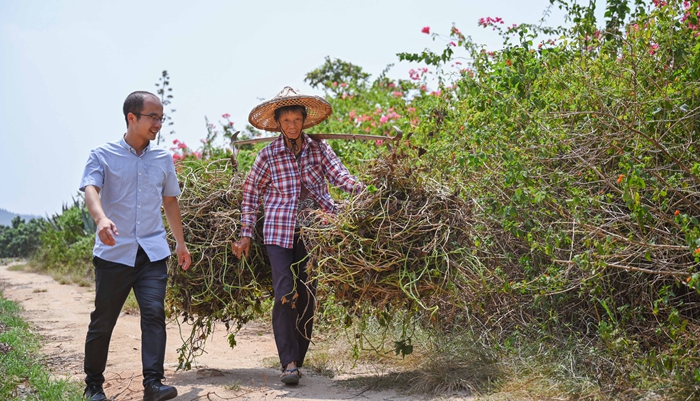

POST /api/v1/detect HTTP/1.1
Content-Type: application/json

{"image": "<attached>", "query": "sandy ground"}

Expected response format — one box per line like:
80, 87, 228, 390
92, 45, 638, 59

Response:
0, 262, 468, 401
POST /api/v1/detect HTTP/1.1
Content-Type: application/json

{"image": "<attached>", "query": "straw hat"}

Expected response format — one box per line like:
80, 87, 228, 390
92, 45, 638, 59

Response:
248, 86, 332, 132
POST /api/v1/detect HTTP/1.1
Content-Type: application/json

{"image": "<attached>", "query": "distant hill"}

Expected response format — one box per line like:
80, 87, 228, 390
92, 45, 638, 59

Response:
0, 208, 43, 227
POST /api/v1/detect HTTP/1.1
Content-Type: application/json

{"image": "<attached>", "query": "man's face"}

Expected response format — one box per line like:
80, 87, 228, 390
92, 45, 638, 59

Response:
130, 95, 163, 141
278, 110, 304, 139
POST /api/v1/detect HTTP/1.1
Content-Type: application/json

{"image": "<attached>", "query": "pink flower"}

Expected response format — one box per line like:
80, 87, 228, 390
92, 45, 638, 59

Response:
649, 43, 659, 55
478, 16, 504, 28
407, 107, 415, 113
222, 113, 230, 119
379, 116, 389, 123
375, 140, 384, 146
332, 81, 338, 87
421, 26, 430, 34
173, 139, 179, 144
450, 41, 457, 47
177, 142, 187, 149
340, 82, 347, 87
392, 91, 403, 98
172, 154, 184, 162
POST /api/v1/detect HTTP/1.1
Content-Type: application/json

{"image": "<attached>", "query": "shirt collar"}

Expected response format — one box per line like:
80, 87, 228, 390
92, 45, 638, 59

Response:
120, 135, 151, 155
271, 133, 311, 155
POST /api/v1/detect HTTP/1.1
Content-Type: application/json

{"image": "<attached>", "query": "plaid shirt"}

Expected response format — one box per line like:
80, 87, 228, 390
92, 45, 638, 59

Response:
240, 134, 362, 248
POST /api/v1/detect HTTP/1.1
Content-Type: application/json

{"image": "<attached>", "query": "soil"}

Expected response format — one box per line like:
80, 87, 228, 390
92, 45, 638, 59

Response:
0, 262, 468, 401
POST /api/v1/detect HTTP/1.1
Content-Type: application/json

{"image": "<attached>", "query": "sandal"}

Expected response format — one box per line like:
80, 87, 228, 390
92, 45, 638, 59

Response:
280, 368, 301, 385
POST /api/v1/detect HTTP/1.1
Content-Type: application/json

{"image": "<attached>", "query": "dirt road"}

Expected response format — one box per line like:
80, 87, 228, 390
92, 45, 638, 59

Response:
0, 262, 436, 401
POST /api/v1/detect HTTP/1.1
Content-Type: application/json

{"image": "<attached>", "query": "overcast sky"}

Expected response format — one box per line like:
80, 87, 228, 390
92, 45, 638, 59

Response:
0, 0, 598, 216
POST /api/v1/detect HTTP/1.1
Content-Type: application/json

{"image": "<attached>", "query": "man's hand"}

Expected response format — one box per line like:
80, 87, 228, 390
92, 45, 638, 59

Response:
231, 237, 251, 260
176, 242, 191, 270
96, 217, 119, 246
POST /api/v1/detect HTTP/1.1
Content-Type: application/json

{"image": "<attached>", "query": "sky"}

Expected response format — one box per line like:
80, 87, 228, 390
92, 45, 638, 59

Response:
0, 0, 600, 217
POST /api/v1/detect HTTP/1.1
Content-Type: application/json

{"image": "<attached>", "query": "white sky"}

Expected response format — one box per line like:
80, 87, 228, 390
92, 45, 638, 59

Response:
0, 0, 601, 216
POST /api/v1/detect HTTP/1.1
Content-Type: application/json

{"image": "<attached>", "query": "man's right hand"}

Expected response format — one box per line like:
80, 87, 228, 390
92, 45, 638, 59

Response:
96, 217, 119, 246
231, 237, 251, 260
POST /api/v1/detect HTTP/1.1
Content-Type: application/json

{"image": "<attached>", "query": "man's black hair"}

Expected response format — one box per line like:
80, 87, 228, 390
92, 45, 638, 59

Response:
123, 91, 157, 128
274, 105, 307, 122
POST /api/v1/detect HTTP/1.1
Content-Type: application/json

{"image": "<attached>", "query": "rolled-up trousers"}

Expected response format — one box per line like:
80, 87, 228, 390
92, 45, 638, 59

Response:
84, 246, 169, 387
266, 235, 316, 370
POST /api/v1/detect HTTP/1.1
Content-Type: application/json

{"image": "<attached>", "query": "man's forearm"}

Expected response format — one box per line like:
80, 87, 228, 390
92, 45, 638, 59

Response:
84, 185, 107, 224
163, 197, 186, 244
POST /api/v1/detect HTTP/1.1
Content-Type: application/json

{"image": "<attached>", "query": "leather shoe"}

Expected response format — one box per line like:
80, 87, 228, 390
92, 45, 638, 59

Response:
84, 382, 107, 401
142, 380, 177, 401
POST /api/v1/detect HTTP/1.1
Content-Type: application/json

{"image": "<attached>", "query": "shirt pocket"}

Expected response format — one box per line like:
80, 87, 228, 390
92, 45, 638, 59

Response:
146, 166, 166, 195
303, 165, 326, 189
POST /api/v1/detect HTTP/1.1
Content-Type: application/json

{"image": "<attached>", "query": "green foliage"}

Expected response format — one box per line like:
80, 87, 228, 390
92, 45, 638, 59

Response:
305, 56, 371, 89
379, 0, 700, 396
0, 216, 44, 258
32, 195, 94, 277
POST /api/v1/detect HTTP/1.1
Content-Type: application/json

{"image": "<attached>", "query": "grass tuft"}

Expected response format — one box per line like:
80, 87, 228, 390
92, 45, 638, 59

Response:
0, 290, 83, 400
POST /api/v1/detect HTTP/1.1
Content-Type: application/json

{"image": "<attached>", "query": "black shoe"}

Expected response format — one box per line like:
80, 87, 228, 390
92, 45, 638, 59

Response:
142, 380, 177, 401
84, 382, 107, 401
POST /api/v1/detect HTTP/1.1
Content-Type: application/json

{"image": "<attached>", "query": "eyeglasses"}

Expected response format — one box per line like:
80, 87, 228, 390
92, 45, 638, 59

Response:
134, 113, 166, 123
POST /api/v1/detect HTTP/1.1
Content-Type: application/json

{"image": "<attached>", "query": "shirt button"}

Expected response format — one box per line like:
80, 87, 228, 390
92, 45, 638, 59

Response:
137, 221, 140, 224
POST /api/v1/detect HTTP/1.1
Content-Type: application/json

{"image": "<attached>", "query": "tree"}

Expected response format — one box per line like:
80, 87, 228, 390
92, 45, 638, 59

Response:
155, 70, 176, 145
304, 57, 371, 90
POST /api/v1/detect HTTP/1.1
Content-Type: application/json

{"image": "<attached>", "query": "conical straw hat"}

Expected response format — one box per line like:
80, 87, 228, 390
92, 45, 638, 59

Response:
248, 86, 332, 132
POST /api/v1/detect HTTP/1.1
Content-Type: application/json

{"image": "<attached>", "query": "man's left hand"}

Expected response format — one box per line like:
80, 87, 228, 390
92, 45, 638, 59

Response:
176, 242, 191, 270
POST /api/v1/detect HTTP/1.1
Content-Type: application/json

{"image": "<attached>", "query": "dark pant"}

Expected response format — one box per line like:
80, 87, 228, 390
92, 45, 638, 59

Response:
84, 247, 169, 387
267, 235, 316, 369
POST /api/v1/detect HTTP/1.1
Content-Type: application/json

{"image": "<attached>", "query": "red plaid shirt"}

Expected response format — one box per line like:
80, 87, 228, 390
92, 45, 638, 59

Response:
240, 134, 362, 248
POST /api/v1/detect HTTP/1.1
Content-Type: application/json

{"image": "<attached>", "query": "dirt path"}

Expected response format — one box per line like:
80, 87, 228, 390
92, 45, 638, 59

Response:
0, 262, 440, 401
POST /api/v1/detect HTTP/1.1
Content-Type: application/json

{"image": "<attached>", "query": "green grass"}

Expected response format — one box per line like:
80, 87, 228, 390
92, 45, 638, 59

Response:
0, 290, 84, 400
7, 263, 27, 272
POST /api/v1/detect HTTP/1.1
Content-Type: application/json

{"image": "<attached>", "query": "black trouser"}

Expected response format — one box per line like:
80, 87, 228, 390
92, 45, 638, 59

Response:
266, 235, 316, 370
84, 247, 169, 387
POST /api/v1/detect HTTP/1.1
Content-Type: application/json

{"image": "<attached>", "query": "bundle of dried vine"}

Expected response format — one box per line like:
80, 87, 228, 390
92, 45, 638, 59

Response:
165, 158, 270, 370
303, 150, 480, 322
166, 148, 483, 369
